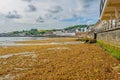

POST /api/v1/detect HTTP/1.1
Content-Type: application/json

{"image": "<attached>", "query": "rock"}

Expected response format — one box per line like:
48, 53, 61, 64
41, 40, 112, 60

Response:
104, 68, 111, 73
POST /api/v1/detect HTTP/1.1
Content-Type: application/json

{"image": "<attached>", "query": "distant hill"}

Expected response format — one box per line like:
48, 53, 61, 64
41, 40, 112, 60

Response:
64, 25, 88, 30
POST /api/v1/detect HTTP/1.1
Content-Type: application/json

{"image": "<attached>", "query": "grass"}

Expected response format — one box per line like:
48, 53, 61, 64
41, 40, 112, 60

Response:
97, 41, 120, 59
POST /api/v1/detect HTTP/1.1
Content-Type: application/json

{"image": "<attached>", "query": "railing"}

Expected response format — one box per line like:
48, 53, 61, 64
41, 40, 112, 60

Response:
95, 20, 120, 33
100, 0, 106, 16
117, 20, 120, 27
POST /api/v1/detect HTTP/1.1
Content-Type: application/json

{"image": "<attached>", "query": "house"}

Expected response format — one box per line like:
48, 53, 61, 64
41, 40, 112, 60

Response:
75, 26, 88, 33
43, 31, 54, 36
75, 26, 88, 37
53, 30, 75, 36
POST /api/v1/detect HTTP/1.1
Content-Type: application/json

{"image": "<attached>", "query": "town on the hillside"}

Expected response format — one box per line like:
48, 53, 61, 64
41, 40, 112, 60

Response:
0, 24, 94, 37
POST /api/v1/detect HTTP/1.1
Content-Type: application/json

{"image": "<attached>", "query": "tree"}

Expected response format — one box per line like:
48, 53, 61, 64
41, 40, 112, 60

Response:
64, 25, 88, 30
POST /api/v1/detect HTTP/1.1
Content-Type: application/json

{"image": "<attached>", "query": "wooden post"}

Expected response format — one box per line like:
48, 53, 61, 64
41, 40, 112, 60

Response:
115, 8, 119, 28
110, 14, 113, 29
106, 20, 109, 31
107, 20, 111, 30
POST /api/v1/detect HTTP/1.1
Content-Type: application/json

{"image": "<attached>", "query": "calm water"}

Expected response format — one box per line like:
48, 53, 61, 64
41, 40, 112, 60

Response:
0, 37, 47, 42
0, 37, 83, 46
0, 37, 47, 46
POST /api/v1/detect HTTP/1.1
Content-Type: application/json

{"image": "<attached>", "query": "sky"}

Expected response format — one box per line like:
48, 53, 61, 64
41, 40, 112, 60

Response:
0, 0, 100, 33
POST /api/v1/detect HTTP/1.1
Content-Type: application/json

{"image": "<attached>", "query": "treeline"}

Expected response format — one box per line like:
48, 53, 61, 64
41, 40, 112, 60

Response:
64, 25, 88, 30
10, 29, 54, 36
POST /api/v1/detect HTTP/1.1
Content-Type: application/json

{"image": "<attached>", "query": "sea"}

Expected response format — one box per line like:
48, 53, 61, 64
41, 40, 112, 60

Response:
0, 37, 47, 42
0, 37, 47, 46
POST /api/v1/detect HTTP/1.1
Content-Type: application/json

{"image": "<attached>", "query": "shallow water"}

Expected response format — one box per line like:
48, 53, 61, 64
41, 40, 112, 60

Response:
0, 37, 48, 47
0, 37, 47, 46
0, 42, 83, 47
0, 37, 83, 47
0, 37, 47, 42
0, 52, 35, 59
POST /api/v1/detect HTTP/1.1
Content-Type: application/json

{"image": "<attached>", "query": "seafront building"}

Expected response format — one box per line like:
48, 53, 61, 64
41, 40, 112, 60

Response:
100, 0, 120, 29
95, 0, 120, 47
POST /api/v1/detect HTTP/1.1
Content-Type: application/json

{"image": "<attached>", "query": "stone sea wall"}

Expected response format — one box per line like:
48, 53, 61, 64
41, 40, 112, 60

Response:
97, 28, 120, 47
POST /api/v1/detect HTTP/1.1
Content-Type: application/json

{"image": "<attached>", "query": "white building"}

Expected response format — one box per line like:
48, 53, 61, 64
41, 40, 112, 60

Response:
76, 27, 88, 32
53, 30, 75, 36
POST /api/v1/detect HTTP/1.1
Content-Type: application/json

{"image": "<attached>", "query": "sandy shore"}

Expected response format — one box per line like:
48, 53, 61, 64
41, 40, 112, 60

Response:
0, 38, 120, 80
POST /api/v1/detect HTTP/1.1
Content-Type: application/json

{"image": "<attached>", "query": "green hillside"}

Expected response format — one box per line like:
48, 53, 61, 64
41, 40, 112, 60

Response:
64, 25, 88, 30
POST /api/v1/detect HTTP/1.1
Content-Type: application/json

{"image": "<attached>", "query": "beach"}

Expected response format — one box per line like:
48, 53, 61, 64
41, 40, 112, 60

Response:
0, 38, 120, 80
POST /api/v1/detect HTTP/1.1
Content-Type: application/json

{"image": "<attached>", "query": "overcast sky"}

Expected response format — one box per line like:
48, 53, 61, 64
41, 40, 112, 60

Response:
0, 0, 99, 33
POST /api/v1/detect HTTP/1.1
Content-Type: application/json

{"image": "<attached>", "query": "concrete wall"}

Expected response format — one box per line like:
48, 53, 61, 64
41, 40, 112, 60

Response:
97, 28, 120, 47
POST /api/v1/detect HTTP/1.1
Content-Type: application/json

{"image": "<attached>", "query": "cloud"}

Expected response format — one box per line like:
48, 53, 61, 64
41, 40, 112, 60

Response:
22, 0, 48, 3
44, 13, 53, 19
22, 0, 32, 2
0, 0, 100, 33
5, 10, 21, 19
36, 16, 44, 23
26, 4, 37, 12
47, 5, 63, 14
86, 19, 95, 25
